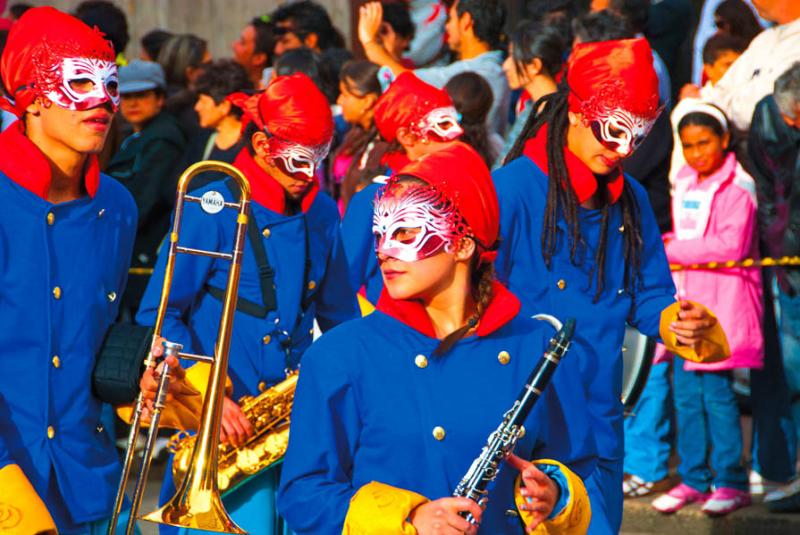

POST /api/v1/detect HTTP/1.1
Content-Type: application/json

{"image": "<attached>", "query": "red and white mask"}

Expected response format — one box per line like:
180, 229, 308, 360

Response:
45, 57, 119, 112
373, 183, 467, 262
268, 135, 331, 180
414, 106, 463, 142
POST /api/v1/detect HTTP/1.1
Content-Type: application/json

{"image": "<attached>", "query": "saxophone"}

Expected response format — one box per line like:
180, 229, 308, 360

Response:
168, 371, 298, 494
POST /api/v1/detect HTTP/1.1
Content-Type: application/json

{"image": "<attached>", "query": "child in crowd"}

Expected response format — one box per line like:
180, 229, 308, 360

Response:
445, 71, 501, 167
107, 59, 186, 317
671, 33, 746, 183
652, 103, 763, 516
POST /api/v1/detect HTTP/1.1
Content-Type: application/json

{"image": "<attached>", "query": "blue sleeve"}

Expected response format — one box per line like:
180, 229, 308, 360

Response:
277, 338, 360, 534
0, 431, 11, 469
135, 202, 221, 354
493, 162, 528, 285
315, 224, 360, 332
627, 180, 677, 338
341, 188, 376, 295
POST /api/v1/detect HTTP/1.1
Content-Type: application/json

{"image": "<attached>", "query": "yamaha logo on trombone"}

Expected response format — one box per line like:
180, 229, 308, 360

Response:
201, 190, 225, 214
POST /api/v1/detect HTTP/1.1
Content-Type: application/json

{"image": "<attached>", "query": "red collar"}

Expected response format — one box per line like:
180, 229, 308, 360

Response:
0, 121, 100, 200
233, 148, 318, 214
380, 150, 411, 173
376, 281, 521, 339
516, 90, 533, 115
523, 124, 624, 204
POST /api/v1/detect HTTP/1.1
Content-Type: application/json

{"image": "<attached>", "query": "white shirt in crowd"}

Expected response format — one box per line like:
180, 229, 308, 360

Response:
708, 15, 800, 131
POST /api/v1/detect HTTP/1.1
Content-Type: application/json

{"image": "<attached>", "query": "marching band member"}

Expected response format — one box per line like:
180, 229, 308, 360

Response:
342, 71, 463, 306
494, 38, 730, 534
0, 7, 137, 534
278, 142, 596, 534
136, 72, 359, 533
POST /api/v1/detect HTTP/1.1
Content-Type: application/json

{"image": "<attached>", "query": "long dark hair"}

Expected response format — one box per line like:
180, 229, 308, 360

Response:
444, 72, 496, 166
505, 86, 644, 301
509, 20, 565, 81
338, 60, 382, 158
714, 0, 762, 46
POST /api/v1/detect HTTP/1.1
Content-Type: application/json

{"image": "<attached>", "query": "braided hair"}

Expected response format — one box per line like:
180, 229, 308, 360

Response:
504, 85, 643, 301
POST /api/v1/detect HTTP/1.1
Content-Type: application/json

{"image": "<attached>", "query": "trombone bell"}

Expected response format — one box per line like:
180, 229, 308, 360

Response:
141, 490, 246, 533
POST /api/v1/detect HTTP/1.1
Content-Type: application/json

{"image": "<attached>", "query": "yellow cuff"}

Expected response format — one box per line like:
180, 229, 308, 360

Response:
514, 459, 591, 535
659, 301, 730, 363
116, 362, 234, 431
343, 481, 428, 534
358, 294, 376, 317
0, 464, 57, 534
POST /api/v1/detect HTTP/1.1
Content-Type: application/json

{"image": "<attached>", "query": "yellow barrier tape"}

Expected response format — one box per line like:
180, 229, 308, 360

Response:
670, 256, 800, 271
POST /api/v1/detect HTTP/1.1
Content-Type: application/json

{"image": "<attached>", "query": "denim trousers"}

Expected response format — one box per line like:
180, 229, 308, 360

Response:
624, 361, 674, 481
673, 365, 748, 491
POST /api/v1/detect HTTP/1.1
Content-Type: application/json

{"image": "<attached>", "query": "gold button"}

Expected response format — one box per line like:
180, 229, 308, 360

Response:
556, 279, 566, 290
432, 426, 446, 441
414, 354, 428, 368
47, 426, 55, 439
307, 280, 316, 291
52, 286, 62, 299
262, 334, 271, 345
96, 424, 104, 433
107, 291, 117, 302
618, 225, 625, 233
519, 425, 526, 438
98, 208, 105, 218
262, 228, 271, 238
498, 351, 511, 365
47, 212, 55, 225
52, 355, 60, 368
258, 381, 267, 392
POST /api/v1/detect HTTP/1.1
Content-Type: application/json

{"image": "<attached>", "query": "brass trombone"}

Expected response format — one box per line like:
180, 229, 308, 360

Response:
109, 161, 251, 534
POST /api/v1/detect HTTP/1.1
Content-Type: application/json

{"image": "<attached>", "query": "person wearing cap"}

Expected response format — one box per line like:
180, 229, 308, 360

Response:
136, 72, 359, 534
494, 38, 731, 533
277, 142, 595, 534
0, 6, 137, 533
341, 71, 463, 307
106, 59, 185, 319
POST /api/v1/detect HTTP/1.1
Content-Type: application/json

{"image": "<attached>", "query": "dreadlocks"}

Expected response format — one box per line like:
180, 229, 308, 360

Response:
504, 85, 643, 301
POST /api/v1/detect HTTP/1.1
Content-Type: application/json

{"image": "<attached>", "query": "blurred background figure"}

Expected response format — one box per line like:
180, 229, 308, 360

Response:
445, 71, 500, 167
156, 33, 210, 139
232, 15, 275, 88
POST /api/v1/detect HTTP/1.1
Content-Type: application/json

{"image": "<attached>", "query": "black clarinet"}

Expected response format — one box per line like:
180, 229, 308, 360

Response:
452, 316, 576, 525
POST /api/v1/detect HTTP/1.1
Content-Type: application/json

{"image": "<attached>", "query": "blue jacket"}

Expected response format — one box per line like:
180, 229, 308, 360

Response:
137, 179, 360, 400
0, 171, 136, 530
493, 156, 676, 463
278, 307, 597, 534
341, 182, 383, 304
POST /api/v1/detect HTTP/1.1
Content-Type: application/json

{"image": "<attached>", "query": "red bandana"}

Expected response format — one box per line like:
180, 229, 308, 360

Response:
522, 124, 624, 204
0, 121, 99, 199
232, 148, 318, 215
376, 281, 521, 339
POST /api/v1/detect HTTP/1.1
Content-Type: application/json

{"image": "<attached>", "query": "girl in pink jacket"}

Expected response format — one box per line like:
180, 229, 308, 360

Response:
652, 102, 763, 516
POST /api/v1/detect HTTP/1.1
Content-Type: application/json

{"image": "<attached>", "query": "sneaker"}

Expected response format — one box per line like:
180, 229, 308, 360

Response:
765, 478, 800, 513
652, 484, 709, 514
623, 474, 672, 498
701, 487, 751, 516
749, 470, 783, 495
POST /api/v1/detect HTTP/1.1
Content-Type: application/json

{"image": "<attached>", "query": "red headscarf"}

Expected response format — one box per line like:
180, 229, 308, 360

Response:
0, 7, 115, 117
566, 38, 660, 122
373, 71, 458, 142
227, 73, 333, 147
395, 141, 499, 260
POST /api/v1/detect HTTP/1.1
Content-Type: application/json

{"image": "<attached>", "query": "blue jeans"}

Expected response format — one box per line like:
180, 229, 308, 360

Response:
778, 285, 800, 443
750, 278, 798, 481
673, 365, 748, 491
624, 361, 673, 481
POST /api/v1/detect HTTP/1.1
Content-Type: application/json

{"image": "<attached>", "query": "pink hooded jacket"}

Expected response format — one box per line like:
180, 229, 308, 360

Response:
664, 152, 764, 371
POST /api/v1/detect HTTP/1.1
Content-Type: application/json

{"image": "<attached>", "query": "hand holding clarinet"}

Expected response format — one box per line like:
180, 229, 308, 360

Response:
415, 316, 575, 534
